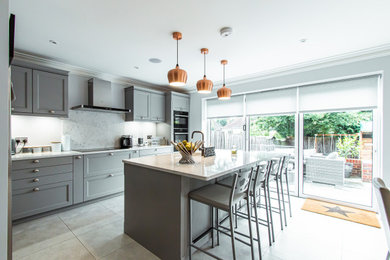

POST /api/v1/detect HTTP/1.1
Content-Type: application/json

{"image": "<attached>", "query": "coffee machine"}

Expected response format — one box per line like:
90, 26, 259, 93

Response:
120, 135, 133, 149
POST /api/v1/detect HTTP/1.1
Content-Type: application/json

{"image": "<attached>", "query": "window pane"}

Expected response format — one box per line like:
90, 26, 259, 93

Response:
208, 117, 245, 150
249, 114, 296, 194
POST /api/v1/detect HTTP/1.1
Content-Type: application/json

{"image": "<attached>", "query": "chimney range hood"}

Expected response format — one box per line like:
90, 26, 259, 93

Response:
71, 78, 130, 114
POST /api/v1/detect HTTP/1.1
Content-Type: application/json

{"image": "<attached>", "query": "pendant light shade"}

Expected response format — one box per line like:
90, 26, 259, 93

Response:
196, 48, 213, 93
217, 60, 232, 100
167, 32, 187, 87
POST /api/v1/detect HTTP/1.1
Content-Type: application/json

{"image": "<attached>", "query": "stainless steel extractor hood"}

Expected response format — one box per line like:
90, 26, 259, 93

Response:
71, 78, 130, 113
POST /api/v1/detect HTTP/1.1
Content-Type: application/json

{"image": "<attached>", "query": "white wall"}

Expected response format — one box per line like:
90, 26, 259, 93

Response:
189, 55, 390, 185
0, 0, 10, 259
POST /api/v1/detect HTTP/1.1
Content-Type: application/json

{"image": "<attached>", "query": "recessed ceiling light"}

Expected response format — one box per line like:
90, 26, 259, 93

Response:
134, 66, 139, 69
49, 40, 58, 45
149, 58, 162, 64
300, 38, 307, 43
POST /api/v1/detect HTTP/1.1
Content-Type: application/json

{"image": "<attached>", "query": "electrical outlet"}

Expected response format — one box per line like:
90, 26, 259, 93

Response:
15, 137, 28, 144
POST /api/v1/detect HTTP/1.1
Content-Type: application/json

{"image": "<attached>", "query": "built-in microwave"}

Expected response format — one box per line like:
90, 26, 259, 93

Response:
173, 111, 188, 129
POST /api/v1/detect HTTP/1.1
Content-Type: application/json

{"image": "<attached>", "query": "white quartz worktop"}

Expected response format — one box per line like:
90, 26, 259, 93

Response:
11, 151, 82, 161
11, 145, 172, 161
123, 149, 285, 181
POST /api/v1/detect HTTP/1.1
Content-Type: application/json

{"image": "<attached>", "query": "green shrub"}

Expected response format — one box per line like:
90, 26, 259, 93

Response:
336, 135, 361, 159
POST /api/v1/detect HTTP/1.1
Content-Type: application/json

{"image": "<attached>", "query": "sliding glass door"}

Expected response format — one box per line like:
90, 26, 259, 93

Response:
249, 114, 297, 194
300, 110, 375, 207
204, 74, 381, 209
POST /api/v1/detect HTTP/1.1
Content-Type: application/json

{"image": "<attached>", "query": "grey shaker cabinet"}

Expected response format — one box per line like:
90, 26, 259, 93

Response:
83, 151, 129, 201
150, 93, 165, 121
33, 70, 68, 116
125, 86, 165, 122
129, 150, 140, 158
73, 155, 84, 204
83, 151, 129, 178
12, 181, 73, 220
11, 66, 33, 113
172, 94, 190, 112
84, 173, 124, 201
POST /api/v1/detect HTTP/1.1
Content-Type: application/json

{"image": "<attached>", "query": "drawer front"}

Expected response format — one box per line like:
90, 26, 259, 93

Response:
84, 152, 129, 178
12, 181, 73, 220
139, 149, 157, 157
12, 163, 73, 181
129, 150, 140, 158
139, 147, 172, 157
13, 172, 72, 190
155, 147, 173, 154
12, 156, 73, 170
84, 173, 124, 201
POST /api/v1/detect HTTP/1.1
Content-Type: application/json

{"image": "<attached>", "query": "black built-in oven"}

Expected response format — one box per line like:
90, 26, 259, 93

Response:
173, 111, 188, 129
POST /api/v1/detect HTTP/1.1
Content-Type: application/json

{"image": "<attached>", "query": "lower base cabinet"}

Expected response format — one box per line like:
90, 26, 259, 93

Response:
12, 181, 73, 220
84, 173, 124, 201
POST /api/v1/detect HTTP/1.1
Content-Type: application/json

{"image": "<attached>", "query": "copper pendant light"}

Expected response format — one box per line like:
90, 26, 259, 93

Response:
167, 32, 187, 87
217, 60, 232, 100
196, 48, 213, 94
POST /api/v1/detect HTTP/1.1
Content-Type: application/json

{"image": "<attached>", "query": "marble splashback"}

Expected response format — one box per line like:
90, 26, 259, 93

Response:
62, 110, 158, 149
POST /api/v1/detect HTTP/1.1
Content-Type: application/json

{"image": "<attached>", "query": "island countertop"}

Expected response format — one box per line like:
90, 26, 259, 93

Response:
122, 149, 283, 181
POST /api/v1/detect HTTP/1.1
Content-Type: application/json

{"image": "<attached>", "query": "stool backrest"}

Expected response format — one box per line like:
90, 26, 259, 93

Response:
268, 158, 281, 182
373, 177, 390, 252
253, 161, 271, 191
280, 155, 291, 175
229, 167, 253, 208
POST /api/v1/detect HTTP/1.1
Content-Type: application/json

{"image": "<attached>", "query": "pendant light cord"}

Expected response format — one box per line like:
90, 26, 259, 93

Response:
204, 53, 206, 77
176, 39, 179, 66
223, 64, 225, 86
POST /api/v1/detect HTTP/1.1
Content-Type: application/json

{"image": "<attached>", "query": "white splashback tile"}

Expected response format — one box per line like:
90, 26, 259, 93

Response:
12, 111, 160, 150
62, 110, 157, 149
11, 116, 63, 146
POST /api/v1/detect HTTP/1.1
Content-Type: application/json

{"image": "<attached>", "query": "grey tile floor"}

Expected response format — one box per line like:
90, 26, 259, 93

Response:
12, 194, 388, 260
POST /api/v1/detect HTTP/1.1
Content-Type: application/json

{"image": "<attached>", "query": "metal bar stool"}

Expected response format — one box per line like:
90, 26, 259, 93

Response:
281, 156, 293, 218
217, 160, 275, 252
188, 167, 255, 260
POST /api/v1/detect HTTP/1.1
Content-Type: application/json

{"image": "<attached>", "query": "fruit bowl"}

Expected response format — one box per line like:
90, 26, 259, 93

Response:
171, 140, 203, 164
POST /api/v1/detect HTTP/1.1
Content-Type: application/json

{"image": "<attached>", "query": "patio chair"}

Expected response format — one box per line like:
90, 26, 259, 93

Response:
305, 156, 345, 185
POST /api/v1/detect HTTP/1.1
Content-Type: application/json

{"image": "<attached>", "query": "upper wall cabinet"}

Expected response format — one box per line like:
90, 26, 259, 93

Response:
11, 66, 33, 113
150, 92, 165, 121
172, 93, 190, 112
11, 61, 69, 117
125, 86, 166, 122
33, 70, 68, 116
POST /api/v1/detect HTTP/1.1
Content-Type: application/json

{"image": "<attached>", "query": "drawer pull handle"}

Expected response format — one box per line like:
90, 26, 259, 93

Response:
33, 169, 40, 173
33, 178, 39, 182
11, 107, 15, 111
33, 160, 40, 163
49, 110, 55, 114
33, 188, 40, 192
76, 156, 82, 159
109, 153, 114, 156
109, 174, 114, 177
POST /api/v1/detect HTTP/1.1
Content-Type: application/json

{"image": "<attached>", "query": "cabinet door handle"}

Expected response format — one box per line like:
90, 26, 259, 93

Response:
49, 110, 55, 114
108, 174, 114, 177
109, 152, 114, 156
33, 178, 39, 182
11, 107, 15, 111
76, 155, 82, 159
33, 160, 40, 163
33, 187, 40, 192
33, 169, 39, 173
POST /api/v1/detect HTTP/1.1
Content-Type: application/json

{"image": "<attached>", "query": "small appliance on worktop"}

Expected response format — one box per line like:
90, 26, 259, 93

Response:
120, 135, 133, 148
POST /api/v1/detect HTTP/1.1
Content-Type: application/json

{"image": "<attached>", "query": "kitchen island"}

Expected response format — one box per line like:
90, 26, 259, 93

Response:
123, 150, 282, 260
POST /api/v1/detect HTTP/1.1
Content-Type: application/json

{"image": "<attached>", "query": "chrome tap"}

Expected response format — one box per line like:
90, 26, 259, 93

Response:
191, 131, 205, 156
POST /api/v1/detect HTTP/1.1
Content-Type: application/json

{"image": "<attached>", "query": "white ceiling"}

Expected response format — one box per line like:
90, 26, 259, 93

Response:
10, 0, 390, 90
